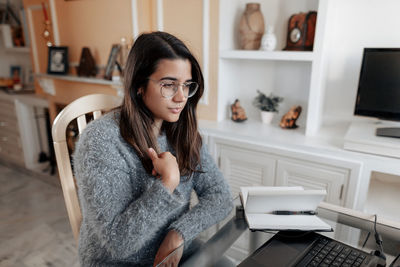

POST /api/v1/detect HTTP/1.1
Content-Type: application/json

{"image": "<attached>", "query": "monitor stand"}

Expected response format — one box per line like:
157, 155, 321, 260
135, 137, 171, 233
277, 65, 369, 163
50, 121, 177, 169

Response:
344, 121, 400, 158
376, 127, 400, 138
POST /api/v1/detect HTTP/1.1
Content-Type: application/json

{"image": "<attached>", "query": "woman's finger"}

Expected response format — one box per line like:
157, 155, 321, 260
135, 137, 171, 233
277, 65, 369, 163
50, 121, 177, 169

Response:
147, 148, 158, 161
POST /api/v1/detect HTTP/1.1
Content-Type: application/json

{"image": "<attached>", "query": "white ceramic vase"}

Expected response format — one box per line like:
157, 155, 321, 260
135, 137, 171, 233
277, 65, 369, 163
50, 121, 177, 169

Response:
260, 26, 277, 51
260, 111, 274, 124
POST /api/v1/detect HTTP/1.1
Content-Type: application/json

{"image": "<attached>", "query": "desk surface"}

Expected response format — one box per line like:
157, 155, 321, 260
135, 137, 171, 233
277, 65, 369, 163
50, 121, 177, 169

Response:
180, 201, 400, 267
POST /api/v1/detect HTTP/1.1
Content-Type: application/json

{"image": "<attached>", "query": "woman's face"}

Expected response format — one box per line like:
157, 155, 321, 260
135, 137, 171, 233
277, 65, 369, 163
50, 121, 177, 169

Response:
142, 58, 192, 124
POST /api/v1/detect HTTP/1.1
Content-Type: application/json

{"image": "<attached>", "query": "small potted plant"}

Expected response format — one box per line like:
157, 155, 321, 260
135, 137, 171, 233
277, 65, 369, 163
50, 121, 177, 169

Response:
252, 90, 283, 124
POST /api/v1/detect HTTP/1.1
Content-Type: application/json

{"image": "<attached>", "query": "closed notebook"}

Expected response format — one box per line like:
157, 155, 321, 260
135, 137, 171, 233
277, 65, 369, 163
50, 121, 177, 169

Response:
240, 186, 333, 231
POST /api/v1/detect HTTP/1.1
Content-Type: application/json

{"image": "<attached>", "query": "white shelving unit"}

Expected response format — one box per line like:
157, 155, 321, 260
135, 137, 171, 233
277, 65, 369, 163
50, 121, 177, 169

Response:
35, 73, 122, 86
0, 24, 33, 90
217, 0, 332, 136
5, 47, 30, 53
220, 50, 314, 61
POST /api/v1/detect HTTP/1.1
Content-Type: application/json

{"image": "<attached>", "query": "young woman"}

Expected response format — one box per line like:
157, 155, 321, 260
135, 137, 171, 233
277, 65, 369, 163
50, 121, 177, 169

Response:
73, 31, 233, 266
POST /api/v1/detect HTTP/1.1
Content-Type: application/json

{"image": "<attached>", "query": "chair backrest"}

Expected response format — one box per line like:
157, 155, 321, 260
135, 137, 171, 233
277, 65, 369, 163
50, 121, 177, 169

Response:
52, 93, 121, 242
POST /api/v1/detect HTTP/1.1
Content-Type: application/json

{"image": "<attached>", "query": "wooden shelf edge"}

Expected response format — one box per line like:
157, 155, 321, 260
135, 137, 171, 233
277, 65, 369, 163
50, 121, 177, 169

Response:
35, 73, 122, 86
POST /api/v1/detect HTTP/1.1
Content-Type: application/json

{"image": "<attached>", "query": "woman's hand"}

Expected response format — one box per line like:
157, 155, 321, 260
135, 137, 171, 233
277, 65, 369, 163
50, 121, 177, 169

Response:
147, 148, 180, 193
153, 230, 184, 267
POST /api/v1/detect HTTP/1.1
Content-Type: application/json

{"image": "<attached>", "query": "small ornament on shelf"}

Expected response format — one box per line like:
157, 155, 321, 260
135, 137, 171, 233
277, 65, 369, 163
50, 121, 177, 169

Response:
239, 3, 265, 50
231, 99, 247, 122
260, 25, 277, 51
253, 90, 283, 124
47, 46, 69, 75
104, 44, 121, 80
10, 65, 22, 91
77, 47, 96, 77
41, 2, 53, 47
284, 11, 317, 51
280, 106, 302, 129
119, 37, 129, 69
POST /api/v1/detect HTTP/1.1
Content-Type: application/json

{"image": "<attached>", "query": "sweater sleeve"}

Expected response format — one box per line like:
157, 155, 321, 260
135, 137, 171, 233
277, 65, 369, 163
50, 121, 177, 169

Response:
168, 143, 233, 243
73, 122, 185, 259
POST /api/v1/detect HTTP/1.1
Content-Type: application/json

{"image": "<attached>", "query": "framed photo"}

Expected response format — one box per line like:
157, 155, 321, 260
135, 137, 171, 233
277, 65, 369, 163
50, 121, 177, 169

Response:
47, 46, 69, 75
24, 66, 34, 87
104, 44, 121, 80
10, 65, 22, 83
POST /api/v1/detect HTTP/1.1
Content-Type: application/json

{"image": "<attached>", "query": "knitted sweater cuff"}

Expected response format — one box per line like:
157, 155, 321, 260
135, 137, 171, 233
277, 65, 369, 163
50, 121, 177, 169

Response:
149, 179, 186, 211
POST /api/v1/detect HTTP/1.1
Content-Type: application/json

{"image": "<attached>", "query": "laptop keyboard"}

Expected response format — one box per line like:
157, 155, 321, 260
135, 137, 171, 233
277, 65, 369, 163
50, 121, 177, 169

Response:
296, 236, 369, 267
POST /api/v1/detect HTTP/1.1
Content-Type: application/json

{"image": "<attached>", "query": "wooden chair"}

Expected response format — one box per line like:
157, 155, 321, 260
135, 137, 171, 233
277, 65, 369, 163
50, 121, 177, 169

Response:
52, 94, 121, 242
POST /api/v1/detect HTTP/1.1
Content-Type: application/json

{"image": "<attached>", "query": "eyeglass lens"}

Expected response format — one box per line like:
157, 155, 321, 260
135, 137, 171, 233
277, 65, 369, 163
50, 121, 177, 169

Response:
160, 80, 198, 98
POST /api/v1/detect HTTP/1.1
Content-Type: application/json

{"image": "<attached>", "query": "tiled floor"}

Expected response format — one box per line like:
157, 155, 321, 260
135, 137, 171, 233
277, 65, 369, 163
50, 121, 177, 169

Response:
0, 161, 79, 267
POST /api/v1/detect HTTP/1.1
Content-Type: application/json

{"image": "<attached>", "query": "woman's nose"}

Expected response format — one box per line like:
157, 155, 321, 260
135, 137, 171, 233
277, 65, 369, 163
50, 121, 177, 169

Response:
173, 85, 186, 102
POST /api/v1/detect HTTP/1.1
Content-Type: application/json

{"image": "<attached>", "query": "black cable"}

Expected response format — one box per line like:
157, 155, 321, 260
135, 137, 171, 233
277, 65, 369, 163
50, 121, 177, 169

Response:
362, 231, 371, 248
373, 214, 386, 261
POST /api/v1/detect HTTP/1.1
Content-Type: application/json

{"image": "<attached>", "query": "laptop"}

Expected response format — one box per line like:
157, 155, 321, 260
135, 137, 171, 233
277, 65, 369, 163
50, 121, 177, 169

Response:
238, 231, 383, 267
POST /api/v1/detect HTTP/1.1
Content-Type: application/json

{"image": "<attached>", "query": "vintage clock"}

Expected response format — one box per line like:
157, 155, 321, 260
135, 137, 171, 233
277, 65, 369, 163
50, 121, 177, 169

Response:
284, 11, 317, 51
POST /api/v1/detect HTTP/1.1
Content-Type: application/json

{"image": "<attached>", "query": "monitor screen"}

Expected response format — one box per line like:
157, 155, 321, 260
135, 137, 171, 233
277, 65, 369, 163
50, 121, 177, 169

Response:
354, 48, 400, 121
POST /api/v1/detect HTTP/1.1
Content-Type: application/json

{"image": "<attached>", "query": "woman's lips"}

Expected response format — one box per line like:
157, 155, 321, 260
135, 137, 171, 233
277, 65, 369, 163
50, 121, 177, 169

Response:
169, 107, 182, 114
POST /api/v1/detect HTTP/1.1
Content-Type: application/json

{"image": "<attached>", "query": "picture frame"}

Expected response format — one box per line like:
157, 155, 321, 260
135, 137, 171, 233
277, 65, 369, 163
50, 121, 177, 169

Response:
47, 46, 69, 75
104, 44, 121, 80
24, 65, 34, 88
10, 65, 22, 83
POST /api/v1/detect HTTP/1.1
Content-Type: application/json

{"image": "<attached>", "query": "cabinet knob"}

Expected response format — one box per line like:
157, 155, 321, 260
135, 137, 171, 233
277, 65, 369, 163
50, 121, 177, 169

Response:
1, 137, 8, 142
0, 121, 6, 127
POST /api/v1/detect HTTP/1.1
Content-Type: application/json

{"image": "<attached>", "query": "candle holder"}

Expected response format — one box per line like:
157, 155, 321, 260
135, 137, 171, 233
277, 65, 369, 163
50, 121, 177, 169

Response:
41, 2, 53, 47
43, 20, 53, 47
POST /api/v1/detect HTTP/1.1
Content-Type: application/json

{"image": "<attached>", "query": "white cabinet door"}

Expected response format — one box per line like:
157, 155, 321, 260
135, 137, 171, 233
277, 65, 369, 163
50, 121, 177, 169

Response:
218, 144, 276, 196
276, 159, 348, 206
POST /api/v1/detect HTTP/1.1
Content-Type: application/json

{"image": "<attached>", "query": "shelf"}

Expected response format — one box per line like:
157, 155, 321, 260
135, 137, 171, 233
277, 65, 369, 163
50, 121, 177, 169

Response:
5, 47, 30, 53
220, 50, 314, 62
364, 172, 400, 222
36, 73, 122, 86
199, 119, 341, 152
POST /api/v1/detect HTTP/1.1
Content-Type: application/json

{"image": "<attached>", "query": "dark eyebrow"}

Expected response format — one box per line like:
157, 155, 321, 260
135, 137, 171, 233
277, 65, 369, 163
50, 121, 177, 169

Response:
159, 77, 193, 82
160, 77, 177, 81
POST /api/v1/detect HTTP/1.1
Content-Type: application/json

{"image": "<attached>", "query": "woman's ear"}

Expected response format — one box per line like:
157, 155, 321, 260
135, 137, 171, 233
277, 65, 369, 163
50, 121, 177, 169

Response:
137, 88, 143, 96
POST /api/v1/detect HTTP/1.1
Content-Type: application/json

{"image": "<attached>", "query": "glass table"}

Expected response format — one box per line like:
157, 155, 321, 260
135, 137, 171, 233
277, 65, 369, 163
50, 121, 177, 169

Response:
180, 202, 400, 267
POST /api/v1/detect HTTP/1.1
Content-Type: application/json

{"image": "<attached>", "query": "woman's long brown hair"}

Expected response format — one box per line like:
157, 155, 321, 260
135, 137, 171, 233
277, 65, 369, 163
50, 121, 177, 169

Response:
120, 32, 204, 176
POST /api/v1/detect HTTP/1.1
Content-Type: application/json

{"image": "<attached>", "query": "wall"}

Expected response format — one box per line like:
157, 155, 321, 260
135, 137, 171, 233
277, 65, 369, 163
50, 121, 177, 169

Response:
163, 0, 219, 120
21, 0, 220, 121
323, 0, 400, 122
54, 0, 133, 67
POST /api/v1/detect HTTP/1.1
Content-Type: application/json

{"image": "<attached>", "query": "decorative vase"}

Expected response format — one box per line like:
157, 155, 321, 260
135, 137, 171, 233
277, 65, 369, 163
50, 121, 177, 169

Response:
260, 111, 274, 124
239, 3, 265, 50
260, 25, 277, 51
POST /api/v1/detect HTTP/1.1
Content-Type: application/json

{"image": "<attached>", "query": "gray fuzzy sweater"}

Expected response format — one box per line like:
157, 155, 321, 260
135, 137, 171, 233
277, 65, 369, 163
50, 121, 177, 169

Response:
73, 111, 233, 266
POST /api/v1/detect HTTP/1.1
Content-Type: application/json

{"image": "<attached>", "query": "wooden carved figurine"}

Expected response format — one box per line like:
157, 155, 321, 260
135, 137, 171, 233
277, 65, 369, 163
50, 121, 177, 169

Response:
280, 106, 302, 129
231, 99, 248, 122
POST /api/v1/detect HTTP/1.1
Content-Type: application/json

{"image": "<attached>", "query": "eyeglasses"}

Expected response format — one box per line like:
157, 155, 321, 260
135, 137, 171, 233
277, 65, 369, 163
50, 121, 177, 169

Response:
148, 78, 199, 98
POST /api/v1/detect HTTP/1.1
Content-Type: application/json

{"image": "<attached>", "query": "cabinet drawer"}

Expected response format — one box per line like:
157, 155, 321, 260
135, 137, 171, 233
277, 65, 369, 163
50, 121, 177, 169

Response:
0, 109, 17, 121
0, 97, 14, 106
0, 132, 24, 164
0, 146, 24, 165
0, 131, 22, 149
0, 119, 19, 136
276, 159, 349, 206
218, 144, 276, 196
0, 100, 16, 117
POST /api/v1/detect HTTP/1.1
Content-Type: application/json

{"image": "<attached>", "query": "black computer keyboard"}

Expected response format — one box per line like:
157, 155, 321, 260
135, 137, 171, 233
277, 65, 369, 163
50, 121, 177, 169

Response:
296, 235, 371, 267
